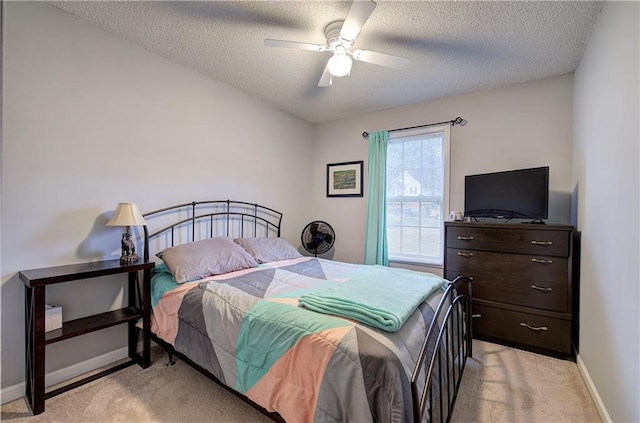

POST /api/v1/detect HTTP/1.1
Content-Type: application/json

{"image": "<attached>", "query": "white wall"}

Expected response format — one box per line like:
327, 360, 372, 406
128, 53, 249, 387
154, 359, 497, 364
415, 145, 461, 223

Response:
573, 2, 639, 422
1, 2, 313, 391
312, 74, 574, 266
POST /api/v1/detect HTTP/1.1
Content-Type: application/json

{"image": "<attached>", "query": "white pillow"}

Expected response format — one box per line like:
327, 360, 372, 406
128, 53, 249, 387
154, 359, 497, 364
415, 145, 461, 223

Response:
234, 237, 302, 263
156, 237, 258, 283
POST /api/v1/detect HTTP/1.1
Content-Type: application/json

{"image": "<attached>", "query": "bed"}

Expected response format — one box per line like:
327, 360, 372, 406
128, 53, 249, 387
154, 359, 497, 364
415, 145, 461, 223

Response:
141, 200, 472, 423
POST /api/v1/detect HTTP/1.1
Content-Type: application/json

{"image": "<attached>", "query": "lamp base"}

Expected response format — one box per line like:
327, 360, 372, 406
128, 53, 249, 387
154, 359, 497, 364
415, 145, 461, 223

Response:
119, 229, 139, 265
119, 253, 140, 265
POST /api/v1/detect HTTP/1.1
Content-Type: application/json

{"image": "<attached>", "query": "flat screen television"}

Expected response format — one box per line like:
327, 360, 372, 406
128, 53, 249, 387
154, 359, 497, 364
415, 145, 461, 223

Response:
464, 166, 549, 221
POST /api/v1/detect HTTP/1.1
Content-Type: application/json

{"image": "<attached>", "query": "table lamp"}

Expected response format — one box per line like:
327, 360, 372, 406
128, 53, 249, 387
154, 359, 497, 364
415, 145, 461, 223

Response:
106, 202, 147, 264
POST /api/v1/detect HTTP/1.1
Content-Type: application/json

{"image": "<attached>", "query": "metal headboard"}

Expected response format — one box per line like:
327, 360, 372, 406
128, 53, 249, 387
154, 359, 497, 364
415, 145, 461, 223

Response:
142, 200, 283, 262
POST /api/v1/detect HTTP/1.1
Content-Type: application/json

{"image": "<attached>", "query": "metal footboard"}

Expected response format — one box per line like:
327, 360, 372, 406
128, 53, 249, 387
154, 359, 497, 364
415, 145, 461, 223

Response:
411, 276, 473, 423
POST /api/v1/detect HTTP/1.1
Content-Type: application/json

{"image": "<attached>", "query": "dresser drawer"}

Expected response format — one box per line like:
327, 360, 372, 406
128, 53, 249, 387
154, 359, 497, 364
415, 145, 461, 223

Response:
446, 226, 570, 257
445, 270, 568, 312
472, 303, 571, 354
446, 249, 568, 284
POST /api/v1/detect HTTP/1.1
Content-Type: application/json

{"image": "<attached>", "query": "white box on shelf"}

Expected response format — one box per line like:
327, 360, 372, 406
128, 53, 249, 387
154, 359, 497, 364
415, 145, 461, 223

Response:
45, 304, 62, 332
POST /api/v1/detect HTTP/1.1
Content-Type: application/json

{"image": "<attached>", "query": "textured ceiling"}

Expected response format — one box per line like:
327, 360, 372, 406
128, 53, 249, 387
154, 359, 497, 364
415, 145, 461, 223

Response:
46, 1, 603, 124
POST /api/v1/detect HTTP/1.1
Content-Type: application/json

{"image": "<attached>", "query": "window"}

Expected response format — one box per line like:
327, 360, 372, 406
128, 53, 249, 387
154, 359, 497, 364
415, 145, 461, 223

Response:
386, 126, 450, 266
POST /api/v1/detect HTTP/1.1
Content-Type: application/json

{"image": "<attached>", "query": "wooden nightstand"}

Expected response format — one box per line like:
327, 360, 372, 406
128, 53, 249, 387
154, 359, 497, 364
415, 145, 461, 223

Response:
19, 259, 154, 415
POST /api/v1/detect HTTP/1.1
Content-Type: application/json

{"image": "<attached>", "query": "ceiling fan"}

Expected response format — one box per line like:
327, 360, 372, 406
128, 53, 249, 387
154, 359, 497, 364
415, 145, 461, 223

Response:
264, 0, 409, 87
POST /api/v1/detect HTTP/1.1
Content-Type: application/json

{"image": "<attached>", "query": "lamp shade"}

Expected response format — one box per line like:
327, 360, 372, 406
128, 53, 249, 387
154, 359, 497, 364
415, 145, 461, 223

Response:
106, 202, 147, 227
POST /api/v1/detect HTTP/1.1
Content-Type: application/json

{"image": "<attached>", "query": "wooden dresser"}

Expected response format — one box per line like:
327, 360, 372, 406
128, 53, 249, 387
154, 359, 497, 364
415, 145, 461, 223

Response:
444, 221, 578, 358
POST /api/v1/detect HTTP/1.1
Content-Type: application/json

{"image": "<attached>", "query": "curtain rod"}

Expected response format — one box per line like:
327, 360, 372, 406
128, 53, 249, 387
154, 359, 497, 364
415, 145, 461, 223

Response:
361, 116, 467, 138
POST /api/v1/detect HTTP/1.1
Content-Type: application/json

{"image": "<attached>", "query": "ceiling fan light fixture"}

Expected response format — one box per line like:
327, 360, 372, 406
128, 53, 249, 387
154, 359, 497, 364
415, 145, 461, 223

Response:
264, 1, 410, 88
327, 53, 352, 77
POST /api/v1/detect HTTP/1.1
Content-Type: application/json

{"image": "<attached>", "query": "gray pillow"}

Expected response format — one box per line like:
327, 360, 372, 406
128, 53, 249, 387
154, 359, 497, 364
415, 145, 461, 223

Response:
156, 237, 258, 283
234, 237, 302, 263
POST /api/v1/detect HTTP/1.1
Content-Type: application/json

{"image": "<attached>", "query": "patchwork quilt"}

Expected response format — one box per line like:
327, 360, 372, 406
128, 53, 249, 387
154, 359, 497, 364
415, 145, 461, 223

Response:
151, 257, 447, 423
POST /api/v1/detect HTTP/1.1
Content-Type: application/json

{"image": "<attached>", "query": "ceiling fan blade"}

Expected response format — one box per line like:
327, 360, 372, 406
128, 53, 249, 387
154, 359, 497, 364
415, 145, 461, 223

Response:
340, 0, 377, 42
264, 39, 327, 52
318, 65, 331, 87
352, 49, 409, 70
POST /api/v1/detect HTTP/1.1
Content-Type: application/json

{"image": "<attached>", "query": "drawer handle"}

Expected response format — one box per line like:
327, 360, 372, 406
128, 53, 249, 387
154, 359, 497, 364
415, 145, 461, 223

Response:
457, 252, 474, 258
472, 314, 482, 318
520, 322, 548, 331
531, 258, 553, 264
531, 285, 553, 293
531, 240, 553, 246
457, 235, 475, 241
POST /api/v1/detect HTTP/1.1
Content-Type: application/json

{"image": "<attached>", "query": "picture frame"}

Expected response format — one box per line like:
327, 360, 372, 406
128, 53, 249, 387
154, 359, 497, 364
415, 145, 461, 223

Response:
326, 160, 363, 197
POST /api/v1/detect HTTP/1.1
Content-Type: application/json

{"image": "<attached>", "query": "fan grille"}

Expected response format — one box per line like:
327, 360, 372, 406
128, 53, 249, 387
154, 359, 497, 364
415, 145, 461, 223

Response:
301, 221, 335, 256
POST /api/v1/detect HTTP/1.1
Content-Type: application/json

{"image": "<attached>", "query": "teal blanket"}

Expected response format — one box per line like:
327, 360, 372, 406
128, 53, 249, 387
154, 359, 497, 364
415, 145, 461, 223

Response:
298, 265, 445, 332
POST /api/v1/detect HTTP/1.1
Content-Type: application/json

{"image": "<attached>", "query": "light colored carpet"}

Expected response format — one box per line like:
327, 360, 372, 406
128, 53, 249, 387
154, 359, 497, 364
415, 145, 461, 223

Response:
2, 340, 601, 423
450, 340, 601, 423
1, 346, 273, 423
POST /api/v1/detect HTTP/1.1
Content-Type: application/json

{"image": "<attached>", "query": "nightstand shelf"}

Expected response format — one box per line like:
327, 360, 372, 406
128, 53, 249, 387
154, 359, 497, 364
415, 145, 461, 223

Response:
19, 259, 154, 415
44, 307, 142, 344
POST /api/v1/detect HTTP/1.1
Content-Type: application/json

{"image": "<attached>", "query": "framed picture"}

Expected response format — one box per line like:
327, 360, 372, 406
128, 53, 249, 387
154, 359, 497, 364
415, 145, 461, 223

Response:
327, 160, 363, 197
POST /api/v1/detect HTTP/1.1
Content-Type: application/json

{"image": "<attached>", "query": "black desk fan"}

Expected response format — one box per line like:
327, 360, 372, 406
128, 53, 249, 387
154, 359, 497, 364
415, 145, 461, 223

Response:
301, 221, 335, 257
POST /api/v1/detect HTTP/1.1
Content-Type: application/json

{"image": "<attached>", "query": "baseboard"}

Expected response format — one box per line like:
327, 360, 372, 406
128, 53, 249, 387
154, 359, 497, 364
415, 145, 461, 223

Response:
576, 353, 613, 423
1, 346, 129, 405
